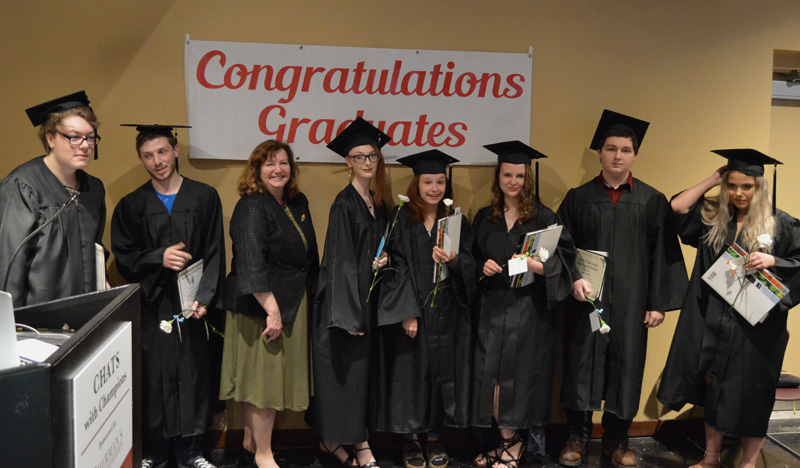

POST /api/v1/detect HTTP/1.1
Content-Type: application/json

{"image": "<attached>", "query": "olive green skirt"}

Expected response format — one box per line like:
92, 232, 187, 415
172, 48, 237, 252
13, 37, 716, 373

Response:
219, 295, 311, 411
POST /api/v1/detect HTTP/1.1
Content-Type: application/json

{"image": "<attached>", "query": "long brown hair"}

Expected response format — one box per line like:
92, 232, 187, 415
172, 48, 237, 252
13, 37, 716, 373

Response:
237, 140, 300, 199
349, 144, 387, 206
405, 174, 450, 223
488, 163, 538, 223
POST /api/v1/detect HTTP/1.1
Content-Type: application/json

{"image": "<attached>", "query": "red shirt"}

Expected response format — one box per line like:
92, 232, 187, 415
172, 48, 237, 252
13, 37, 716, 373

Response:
598, 171, 633, 206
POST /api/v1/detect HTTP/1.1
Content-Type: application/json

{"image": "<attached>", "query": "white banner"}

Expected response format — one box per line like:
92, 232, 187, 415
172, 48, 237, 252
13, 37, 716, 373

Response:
184, 39, 532, 163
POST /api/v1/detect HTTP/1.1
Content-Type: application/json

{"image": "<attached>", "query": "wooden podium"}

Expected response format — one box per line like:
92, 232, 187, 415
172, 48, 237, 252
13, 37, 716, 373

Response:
0, 285, 141, 468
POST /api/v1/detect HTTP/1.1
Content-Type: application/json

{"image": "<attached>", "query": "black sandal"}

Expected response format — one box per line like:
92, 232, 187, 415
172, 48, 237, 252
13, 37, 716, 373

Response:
424, 441, 449, 468
473, 450, 496, 468
492, 432, 525, 468
319, 444, 358, 467
403, 441, 426, 468
355, 445, 379, 468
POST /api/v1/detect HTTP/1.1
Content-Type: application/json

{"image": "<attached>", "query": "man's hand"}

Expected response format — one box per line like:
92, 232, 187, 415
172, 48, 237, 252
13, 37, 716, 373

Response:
644, 310, 665, 328
163, 242, 192, 271
571, 279, 592, 302
191, 301, 207, 319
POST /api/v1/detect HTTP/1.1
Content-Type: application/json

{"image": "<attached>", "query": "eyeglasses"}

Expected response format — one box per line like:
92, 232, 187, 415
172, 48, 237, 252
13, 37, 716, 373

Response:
348, 153, 379, 163
57, 131, 101, 146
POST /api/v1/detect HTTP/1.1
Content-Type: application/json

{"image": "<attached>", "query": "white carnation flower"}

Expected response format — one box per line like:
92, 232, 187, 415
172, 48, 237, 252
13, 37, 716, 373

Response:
757, 234, 773, 250
443, 198, 453, 207
398, 194, 410, 203
599, 323, 611, 334
159, 320, 173, 334
537, 247, 550, 263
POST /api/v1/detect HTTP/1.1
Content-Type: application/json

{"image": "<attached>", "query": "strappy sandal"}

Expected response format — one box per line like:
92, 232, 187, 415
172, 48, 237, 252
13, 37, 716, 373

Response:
491, 431, 525, 468
473, 452, 495, 468
355, 445, 379, 468
403, 441, 426, 468
319, 444, 358, 467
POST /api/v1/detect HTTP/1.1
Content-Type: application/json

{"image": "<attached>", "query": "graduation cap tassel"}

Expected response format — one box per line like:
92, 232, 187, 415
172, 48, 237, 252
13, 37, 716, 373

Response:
447, 164, 453, 199
773, 165, 777, 215
535, 160, 540, 203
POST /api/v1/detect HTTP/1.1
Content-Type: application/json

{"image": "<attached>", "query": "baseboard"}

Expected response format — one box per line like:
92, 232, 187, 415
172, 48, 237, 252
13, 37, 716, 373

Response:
206, 418, 705, 450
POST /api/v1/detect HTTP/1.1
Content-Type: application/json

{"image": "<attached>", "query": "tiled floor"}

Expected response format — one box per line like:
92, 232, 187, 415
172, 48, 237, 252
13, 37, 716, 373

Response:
194, 417, 800, 468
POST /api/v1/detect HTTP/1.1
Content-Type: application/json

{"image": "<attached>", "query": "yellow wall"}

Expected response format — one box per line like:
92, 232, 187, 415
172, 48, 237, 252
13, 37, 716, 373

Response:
2, 0, 800, 429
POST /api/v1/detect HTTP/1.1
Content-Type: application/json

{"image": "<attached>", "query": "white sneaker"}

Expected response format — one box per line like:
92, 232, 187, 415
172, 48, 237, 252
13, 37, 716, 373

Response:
142, 458, 168, 468
178, 456, 217, 468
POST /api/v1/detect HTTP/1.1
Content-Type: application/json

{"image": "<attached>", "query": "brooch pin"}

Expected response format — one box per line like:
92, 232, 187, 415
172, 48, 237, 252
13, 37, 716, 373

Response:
301, 213, 306, 222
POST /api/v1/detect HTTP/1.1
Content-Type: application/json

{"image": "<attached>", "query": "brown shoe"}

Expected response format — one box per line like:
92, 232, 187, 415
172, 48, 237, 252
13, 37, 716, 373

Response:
558, 440, 586, 466
602, 445, 637, 468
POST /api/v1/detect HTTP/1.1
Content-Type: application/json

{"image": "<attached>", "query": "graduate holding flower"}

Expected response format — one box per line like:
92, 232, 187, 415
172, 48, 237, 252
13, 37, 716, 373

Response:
311, 117, 390, 468
372, 150, 477, 468
658, 150, 800, 468
471, 141, 576, 468
556, 111, 687, 468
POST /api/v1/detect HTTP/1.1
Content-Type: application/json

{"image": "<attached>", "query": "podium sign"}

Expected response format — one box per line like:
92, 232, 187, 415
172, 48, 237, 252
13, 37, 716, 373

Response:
71, 322, 133, 468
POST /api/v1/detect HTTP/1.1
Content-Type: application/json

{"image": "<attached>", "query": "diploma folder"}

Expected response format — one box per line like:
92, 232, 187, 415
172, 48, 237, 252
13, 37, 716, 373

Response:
701, 242, 789, 326
575, 249, 608, 302
510, 225, 563, 288
433, 208, 462, 282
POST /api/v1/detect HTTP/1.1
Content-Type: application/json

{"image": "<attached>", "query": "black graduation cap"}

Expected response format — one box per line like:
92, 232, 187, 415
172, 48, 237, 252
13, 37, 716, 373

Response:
26, 91, 100, 159
712, 148, 783, 213
120, 124, 191, 142
483, 140, 548, 201
327, 117, 391, 157
397, 149, 459, 175
589, 109, 649, 152
25, 90, 92, 127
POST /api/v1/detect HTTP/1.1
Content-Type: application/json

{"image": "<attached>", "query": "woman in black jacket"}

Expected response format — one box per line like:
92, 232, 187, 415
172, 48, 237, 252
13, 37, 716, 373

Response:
220, 140, 319, 468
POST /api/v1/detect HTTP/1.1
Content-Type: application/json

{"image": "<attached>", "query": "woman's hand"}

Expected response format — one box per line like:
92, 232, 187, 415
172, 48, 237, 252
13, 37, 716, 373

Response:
709, 165, 727, 187
255, 292, 282, 342
372, 252, 389, 270
571, 279, 592, 302
521, 255, 544, 275
482, 259, 503, 277
402, 318, 418, 338
432, 246, 456, 264
745, 252, 775, 271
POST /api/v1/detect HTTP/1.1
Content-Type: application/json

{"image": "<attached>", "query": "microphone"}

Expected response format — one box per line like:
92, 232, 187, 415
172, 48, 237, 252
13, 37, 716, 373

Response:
2, 191, 79, 294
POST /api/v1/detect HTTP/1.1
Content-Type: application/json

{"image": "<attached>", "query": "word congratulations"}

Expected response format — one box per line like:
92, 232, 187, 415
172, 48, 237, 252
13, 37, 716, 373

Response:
196, 52, 526, 104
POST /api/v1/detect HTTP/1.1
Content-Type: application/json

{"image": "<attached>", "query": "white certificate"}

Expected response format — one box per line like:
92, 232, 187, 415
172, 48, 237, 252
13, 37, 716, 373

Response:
177, 260, 204, 313
95, 243, 107, 291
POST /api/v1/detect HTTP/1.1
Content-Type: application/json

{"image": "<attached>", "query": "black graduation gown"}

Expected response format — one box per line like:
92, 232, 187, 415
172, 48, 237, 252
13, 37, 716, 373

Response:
111, 178, 226, 441
311, 184, 388, 444
0, 156, 106, 308
470, 204, 576, 429
658, 200, 800, 437
556, 177, 687, 420
372, 206, 477, 434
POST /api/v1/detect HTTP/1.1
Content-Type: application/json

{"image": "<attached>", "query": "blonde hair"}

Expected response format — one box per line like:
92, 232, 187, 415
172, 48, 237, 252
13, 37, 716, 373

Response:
701, 171, 775, 252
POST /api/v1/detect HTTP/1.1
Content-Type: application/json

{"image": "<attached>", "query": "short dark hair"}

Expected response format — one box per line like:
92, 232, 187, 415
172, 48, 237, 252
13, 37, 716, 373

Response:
135, 132, 178, 155
601, 124, 639, 154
